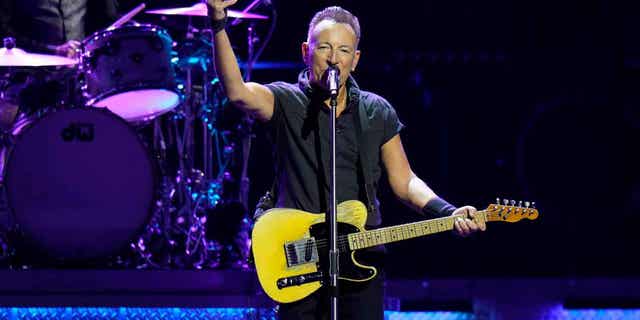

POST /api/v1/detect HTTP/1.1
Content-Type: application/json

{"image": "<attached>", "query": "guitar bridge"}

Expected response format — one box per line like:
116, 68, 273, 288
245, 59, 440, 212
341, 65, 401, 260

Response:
284, 238, 319, 268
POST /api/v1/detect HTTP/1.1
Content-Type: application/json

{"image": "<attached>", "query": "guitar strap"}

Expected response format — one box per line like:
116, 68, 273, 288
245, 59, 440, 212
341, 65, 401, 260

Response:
352, 93, 378, 219
252, 114, 282, 221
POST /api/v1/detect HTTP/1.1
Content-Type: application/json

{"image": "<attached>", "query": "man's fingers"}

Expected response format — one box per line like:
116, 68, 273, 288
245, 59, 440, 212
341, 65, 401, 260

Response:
207, 0, 238, 20
468, 210, 487, 231
455, 217, 470, 236
477, 219, 487, 231
222, 0, 239, 8
208, 0, 238, 10
452, 205, 486, 236
465, 219, 480, 232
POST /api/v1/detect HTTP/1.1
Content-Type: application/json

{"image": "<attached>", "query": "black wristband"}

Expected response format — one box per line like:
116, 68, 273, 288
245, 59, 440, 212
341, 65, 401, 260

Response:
422, 197, 457, 217
208, 6, 228, 34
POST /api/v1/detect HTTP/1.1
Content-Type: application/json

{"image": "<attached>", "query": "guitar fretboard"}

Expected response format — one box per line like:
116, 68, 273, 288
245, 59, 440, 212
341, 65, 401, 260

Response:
347, 211, 488, 250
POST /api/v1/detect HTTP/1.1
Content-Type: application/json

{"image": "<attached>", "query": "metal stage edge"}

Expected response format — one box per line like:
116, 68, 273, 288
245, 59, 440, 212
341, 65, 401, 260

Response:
1, 270, 640, 310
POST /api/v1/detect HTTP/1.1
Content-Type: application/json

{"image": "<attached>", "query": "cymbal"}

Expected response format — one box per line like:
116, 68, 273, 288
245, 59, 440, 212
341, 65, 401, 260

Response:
0, 47, 77, 67
146, 3, 268, 20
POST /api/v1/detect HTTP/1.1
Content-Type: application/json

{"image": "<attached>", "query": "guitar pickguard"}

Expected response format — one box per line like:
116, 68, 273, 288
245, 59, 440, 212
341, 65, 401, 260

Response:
308, 222, 377, 282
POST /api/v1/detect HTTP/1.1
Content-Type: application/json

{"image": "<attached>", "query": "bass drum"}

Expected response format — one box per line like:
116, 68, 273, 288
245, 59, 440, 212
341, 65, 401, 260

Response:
3, 108, 156, 262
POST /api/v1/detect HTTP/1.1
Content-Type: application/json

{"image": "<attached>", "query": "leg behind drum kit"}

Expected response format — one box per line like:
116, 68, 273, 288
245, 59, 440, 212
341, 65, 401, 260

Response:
0, 4, 266, 269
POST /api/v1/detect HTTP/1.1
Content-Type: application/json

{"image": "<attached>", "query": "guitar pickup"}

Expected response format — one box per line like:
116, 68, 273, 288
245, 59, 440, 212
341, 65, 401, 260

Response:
277, 271, 324, 289
284, 237, 319, 268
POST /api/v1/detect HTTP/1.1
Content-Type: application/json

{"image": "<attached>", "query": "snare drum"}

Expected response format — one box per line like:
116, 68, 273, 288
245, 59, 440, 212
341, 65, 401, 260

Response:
3, 107, 156, 261
81, 24, 179, 123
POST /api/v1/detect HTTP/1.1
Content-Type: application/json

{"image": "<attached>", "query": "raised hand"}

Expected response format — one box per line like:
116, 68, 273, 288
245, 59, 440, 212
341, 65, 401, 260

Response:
207, 0, 239, 20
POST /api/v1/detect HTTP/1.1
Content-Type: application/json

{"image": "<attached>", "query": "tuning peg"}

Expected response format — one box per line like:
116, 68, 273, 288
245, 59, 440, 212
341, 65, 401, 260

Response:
496, 197, 500, 205
510, 200, 516, 206
518, 200, 523, 207
531, 202, 536, 208
503, 199, 509, 205
524, 201, 530, 208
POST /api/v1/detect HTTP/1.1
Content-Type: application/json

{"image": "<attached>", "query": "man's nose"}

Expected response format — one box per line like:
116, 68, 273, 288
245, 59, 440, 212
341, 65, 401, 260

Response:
328, 50, 338, 65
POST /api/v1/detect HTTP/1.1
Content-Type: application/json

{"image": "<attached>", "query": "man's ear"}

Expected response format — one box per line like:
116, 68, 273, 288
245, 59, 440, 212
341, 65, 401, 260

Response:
301, 42, 310, 66
352, 49, 361, 72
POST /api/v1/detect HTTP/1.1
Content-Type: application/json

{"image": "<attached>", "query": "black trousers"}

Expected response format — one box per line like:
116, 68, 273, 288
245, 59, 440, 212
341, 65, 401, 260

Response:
277, 273, 385, 320
277, 249, 386, 320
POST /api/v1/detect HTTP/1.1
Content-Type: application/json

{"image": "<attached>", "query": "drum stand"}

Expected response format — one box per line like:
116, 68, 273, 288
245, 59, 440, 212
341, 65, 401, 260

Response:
130, 121, 176, 269
132, 20, 234, 269
0, 69, 25, 267
131, 16, 262, 270
176, 19, 258, 270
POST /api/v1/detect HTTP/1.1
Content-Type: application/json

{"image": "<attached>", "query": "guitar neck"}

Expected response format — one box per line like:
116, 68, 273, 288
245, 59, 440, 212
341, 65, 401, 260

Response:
347, 210, 488, 250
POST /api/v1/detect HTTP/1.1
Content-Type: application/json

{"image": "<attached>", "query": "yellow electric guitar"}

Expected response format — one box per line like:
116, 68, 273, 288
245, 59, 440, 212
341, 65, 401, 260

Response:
251, 199, 538, 303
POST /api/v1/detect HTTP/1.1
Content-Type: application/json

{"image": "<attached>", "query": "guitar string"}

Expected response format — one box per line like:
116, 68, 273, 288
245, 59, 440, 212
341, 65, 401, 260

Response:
284, 226, 443, 262
284, 212, 506, 263
284, 240, 350, 262
287, 218, 457, 253
284, 236, 350, 261
286, 212, 500, 252
287, 224, 442, 255
284, 210, 535, 265
292, 216, 460, 250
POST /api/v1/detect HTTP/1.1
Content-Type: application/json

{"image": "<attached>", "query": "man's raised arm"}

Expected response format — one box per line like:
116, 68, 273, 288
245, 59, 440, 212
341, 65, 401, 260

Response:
208, 0, 275, 121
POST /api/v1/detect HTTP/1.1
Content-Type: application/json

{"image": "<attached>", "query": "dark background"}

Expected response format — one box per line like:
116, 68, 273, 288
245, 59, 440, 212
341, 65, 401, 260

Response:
125, 0, 636, 279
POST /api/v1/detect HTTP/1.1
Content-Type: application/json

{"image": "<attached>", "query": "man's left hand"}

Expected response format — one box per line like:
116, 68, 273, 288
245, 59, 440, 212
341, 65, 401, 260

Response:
452, 206, 486, 237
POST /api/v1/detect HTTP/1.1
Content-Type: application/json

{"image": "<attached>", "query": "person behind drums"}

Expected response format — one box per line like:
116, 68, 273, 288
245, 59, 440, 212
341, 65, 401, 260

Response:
0, 0, 124, 121
0, 0, 120, 58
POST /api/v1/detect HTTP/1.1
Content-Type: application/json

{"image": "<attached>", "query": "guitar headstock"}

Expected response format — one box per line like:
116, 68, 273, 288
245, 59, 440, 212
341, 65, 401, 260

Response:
484, 198, 539, 223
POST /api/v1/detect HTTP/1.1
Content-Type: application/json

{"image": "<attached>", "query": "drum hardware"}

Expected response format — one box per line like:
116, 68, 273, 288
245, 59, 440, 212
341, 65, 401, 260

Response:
152, 11, 224, 268
120, 0, 273, 270
0, 1, 274, 269
1, 38, 80, 124
0, 183, 13, 267
131, 176, 176, 269
0, 71, 20, 132
145, 2, 269, 20
0, 37, 78, 67
118, 20, 226, 269
79, 24, 180, 124
175, 0, 275, 269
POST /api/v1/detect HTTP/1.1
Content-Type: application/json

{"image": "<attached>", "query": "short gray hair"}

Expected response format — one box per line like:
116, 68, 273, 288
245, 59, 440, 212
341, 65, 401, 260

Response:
307, 6, 361, 47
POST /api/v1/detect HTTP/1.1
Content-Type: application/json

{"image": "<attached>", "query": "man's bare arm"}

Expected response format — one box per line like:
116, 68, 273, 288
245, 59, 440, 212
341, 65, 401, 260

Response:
208, 0, 274, 121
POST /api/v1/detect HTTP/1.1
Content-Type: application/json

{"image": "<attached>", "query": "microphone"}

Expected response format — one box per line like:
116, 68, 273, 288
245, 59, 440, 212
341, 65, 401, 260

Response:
326, 65, 340, 97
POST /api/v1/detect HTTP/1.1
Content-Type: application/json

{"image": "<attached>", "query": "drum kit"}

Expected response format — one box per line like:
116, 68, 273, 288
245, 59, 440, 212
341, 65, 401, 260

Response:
0, 2, 270, 269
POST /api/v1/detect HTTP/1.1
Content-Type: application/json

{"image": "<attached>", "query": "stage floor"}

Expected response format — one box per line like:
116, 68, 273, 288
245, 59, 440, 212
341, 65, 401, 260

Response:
1, 270, 639, 310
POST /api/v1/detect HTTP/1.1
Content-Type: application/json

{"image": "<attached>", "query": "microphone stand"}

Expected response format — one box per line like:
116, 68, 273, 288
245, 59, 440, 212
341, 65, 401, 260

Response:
327, 68, 339, 320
